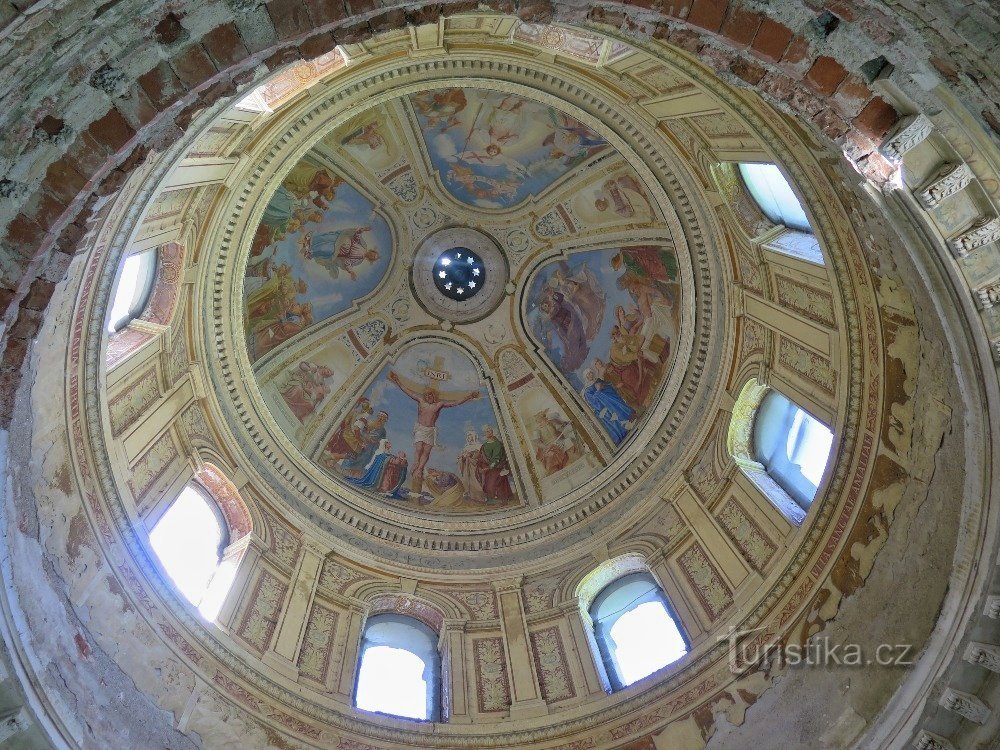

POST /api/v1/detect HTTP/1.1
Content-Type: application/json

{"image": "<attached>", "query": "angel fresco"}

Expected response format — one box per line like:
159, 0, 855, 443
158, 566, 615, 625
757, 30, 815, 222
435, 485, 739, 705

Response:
411, 88, 607, 209
243, 159, 393, 361
412, 88, 468, 131
298, 225, 379, 281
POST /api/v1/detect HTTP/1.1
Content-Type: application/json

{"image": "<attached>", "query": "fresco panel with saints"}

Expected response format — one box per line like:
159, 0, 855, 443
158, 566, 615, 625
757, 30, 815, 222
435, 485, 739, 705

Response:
527, 246, 681, 447
244, 160, 392, 362
317, 343, 522, 513
409, 87, 607, 209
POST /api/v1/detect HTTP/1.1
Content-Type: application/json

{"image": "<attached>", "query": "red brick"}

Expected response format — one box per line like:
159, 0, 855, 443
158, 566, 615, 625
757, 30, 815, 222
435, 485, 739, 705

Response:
263, 47, 302, 72
298, 31, 337, 59
27, 191, 67, 230
588, 6, 625, 27
65, 131, 113, 176
813, 107, 849, 140
0, 369, 21, 428
0, 288, 16, 313
171, 44, 218, 90
720, 6, 762, 48
42, 155, 88, 205
701, 44, 736, 71
333, 21, 370, 45
730, 56, 766, 84
154, 12, 185, 45
115, 87, 159, 128
824, 1, 855, 21
371, 9, 408, 34
983, 109, 1000, 138
2, 337, 28, 370
687, 0, 728, 32
779, 35, 811, 75
86, 108, 135, 153
750, 18, 793, 63
832, 73, 871, 117
930, 55, 959, 83
658, 0, 692, 17
853, 96, 898, 140
22, 278, 55, 311
758, 70, 797, 102
804, 55, 847, 95
5, 214, 45, 254
406, 4, 443, 25
57, 220, 87, 252
303, 0, 346, 25
266, 0, 314, 40
201, 23, 249, 69
138, 62, 187, 109
517, 0, 554, 24
667, 27, 703, 53
346, 0, 378, 14
9, 309, 43, 340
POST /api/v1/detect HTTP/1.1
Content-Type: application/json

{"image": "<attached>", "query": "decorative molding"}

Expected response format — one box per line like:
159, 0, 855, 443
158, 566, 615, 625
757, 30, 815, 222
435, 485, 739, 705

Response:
948, 216, 1000, 258
939, 687, 991, 724
963, 641, 1000, 673
919, 163, 973, 208
880, 114, 933, 161
912, 730, 955, 750
975, 282, 1000, 309
985, 594, 1000, 619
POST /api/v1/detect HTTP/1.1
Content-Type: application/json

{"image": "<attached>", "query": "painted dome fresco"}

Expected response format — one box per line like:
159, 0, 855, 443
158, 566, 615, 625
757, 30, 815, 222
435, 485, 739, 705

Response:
242, 85, 687, 514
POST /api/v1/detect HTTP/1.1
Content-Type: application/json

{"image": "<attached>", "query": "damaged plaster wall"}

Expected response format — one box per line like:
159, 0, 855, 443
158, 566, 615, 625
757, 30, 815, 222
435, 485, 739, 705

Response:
698, 176, 973, 750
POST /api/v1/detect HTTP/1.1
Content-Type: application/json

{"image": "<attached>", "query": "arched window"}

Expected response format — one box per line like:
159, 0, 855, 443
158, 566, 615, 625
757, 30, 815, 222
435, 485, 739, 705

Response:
738, 162, 812, 233
589, 572, 688, 691
148, 484, 229, 618
106, 248, 158, 333
752, 390, 834, 510
354, 614, 441, 721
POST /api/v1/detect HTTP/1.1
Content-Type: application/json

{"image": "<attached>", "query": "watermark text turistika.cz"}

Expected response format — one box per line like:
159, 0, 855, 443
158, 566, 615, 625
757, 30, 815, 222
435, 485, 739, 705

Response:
720, 626, 915, 673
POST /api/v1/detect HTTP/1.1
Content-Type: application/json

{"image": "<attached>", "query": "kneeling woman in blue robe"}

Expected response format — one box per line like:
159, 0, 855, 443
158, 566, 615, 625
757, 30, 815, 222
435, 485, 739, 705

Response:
347, 439, 408, 498
581, 369, 634, 445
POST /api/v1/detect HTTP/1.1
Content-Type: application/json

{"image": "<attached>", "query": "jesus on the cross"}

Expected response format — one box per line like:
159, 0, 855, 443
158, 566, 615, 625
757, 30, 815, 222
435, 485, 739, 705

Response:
387, 366, 480, 496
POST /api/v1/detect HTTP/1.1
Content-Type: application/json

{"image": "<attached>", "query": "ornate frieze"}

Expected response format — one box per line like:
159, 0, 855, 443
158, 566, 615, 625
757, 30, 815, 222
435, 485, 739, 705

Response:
473, 637, 512, 713
919, 163, 973, 208
108, 367, 159, 436
880, 114, 934, 161
529, 626, 576, 702
676, 542, 734, 620
912, 731, 955, 750
948, 216, 1000, 258
939, 687, 991, 724
963, 641, 1000, 673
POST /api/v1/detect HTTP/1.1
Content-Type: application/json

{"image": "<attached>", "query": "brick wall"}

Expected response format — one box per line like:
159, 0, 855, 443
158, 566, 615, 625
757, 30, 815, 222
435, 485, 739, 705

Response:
0, 0, 994, 424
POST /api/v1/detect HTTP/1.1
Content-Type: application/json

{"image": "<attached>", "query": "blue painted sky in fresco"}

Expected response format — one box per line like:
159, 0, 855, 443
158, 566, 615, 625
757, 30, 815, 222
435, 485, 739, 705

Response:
410, 88, 606, 209
245, 178, 392, 325
335, 343, 508, 480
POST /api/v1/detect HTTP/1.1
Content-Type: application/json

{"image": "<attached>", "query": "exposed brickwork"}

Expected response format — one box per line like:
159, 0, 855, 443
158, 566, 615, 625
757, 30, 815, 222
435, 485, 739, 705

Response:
2, 0, 991, 427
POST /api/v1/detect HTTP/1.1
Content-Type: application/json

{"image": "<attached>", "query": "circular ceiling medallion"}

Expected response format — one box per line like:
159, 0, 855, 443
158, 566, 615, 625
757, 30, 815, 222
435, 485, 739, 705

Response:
433, 247, 485, 301
412, 227, 508, 323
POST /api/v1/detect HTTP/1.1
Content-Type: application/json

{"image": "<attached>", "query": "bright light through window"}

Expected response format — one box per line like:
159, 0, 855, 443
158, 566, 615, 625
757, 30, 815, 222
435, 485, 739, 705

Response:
786, 408, 834, 487
608, 601, 688, 686
149, 487, 223, 612
355, 646, 428, 720
738, 162, 812, 233
107, 250, 156, 333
